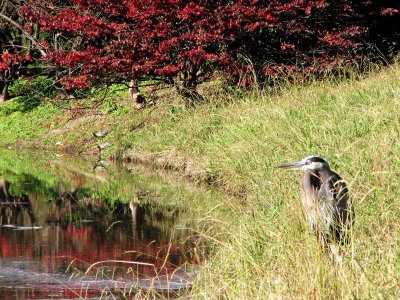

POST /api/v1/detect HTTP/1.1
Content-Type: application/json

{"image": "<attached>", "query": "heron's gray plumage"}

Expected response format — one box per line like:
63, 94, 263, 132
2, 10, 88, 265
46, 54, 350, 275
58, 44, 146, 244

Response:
277, 156, 354, 250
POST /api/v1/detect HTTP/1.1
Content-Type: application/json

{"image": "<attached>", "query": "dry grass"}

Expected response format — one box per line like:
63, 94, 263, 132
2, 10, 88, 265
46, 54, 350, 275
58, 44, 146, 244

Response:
120, 63, 400, 298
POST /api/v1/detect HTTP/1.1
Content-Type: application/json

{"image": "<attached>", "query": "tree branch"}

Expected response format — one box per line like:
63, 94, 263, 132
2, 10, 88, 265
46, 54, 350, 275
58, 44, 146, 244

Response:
0, 12, 47, 56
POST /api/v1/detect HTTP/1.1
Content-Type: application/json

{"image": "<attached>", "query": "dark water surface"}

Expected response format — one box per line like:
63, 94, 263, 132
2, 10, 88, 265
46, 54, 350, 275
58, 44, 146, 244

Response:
0, 150, 206, 299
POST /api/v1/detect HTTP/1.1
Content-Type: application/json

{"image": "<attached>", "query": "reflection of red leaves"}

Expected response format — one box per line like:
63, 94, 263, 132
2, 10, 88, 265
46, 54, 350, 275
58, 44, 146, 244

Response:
1, 221, 193, 274
0, 236, 11, 257
66, 224, 92, 240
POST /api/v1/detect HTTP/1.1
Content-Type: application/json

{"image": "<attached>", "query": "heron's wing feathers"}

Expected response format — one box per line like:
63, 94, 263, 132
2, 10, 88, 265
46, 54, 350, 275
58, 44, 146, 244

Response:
325, 174, 353, 242
322, 173, 349, 206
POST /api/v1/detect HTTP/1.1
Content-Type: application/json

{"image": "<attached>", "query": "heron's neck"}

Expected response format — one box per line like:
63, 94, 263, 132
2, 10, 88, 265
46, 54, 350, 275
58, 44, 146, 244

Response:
307, 169, 331, 183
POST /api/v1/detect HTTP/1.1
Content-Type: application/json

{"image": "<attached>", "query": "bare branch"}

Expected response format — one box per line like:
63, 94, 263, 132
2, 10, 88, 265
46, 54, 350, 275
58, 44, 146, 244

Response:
0, 12, 47, 56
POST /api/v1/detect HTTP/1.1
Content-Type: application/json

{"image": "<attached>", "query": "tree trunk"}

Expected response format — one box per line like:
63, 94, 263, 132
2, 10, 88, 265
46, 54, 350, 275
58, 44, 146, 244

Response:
177, 64, 204, 107
0, 80, 10, 103
0, 178, 11, 200
128, 78, 145, 109
0, 58, 18, 103
129, 196, 140, 238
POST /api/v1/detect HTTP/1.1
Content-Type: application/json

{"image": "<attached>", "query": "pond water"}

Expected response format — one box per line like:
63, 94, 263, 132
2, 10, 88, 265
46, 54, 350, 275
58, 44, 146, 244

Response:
0, 149, 208, 299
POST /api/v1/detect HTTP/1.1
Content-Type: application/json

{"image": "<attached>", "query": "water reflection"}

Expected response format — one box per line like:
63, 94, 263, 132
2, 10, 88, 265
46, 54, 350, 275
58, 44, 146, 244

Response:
0, 178, 36, 228
0, 151, 205, 299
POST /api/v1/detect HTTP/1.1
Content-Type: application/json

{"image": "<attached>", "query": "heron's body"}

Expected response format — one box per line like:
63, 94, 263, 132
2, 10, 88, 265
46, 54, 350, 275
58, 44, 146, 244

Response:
301, 168, 351, 248
277, 156, 353, 250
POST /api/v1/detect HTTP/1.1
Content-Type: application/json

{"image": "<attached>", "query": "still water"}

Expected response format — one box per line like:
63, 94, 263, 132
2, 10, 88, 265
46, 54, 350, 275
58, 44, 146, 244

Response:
0, 150, 207, 299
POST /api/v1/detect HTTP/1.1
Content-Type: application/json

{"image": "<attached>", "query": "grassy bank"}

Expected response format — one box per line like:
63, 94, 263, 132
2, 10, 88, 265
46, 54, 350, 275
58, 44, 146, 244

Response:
1, 64, 400, 298
122, 65, 400, 298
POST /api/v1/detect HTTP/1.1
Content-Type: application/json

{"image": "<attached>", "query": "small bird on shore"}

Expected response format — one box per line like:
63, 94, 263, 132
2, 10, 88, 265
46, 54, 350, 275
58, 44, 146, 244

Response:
276, 156, 354, 260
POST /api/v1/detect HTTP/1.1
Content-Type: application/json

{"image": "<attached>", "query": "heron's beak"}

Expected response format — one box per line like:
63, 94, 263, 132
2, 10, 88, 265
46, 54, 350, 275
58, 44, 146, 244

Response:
276, 161, 306, 170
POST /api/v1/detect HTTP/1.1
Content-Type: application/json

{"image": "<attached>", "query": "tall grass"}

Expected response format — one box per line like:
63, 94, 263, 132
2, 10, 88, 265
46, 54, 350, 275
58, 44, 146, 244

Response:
2, 62, 400, 298
121, 64, 400, 298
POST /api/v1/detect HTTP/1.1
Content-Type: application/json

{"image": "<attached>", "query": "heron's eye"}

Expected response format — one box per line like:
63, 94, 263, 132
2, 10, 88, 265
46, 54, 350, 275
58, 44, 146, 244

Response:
306, 160, 312, 165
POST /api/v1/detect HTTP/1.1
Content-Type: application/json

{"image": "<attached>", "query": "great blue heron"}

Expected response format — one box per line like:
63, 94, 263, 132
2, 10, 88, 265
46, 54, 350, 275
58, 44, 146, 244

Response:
276, 156, 354, 256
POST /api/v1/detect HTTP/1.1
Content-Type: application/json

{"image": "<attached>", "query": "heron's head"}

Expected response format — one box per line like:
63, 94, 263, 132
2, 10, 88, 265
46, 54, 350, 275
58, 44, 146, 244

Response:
276, 156, 330, 172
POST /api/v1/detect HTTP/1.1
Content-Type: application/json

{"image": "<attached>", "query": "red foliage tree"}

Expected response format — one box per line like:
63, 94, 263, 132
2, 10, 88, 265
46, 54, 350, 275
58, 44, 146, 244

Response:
19, 0, 400, 103
0, 0, 42, 102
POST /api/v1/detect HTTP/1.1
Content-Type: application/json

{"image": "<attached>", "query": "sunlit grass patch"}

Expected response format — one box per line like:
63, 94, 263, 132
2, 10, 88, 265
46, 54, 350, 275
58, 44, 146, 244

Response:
121, 64, 400, 298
